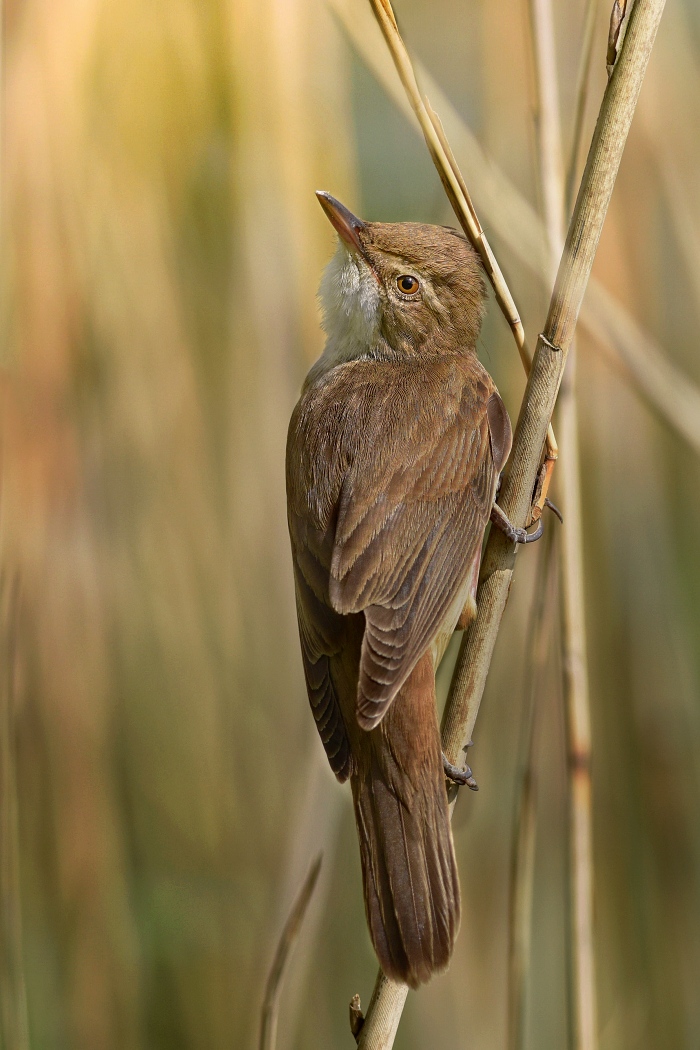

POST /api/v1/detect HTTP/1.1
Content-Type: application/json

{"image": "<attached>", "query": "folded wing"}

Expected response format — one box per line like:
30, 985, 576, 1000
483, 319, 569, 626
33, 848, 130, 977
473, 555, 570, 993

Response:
328, 358, 511, 730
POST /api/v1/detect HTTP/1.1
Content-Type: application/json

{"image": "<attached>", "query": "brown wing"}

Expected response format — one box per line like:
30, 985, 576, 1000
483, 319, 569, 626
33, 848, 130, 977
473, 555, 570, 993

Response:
287, 480, 356, 781
287, 355, 511, 759
293, 558, 355, 781
327, 358, 508, 730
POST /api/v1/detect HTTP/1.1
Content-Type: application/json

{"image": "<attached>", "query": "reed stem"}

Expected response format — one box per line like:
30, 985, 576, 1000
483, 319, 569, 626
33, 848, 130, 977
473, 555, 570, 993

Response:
526, 0, 598, 1043
259, 856, 322, 1050
559, 361, 597, 1050
507, 529, 556, 1050
0, 577, 30, 1050
566, 0, 600, 215
356, 1, 667, 1045
528, 0, 600, 1041
367, 0, 558, 467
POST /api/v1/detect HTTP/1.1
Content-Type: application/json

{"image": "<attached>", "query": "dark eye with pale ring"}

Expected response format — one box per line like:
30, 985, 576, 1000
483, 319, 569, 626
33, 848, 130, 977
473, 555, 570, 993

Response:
396, 274, 420, 295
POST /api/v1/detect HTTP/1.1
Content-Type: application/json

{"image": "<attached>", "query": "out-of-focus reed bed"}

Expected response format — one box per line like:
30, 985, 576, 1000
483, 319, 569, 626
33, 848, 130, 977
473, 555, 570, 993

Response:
2, 1, 700, 1049
2, 0, 353, 1047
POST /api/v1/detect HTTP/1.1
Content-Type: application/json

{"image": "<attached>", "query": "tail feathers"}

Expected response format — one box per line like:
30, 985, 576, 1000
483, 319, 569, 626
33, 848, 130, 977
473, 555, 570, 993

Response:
353, 752, 460, 988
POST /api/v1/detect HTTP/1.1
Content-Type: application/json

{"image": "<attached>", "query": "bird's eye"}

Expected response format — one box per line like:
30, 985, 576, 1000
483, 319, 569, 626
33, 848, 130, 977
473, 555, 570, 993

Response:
396, 274, 420, 295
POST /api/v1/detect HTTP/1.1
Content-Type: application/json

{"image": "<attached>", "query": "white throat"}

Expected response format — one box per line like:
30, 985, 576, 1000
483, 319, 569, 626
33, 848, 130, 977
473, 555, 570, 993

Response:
307, 241, 381, 384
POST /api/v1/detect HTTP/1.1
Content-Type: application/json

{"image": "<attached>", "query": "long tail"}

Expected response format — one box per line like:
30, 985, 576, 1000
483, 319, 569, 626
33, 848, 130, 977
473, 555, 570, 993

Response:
351, 651, 460, 988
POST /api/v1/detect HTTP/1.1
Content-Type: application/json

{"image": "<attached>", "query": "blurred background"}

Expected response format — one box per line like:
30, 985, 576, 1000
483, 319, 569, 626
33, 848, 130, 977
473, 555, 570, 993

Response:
1, 0, 700, 1047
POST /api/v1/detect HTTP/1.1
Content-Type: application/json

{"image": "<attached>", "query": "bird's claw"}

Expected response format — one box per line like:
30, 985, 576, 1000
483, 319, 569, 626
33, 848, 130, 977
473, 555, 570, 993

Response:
490, 502, 543, 544
443, 753, 479, 791
544, 496, 563, 524
490, 494, 563, 544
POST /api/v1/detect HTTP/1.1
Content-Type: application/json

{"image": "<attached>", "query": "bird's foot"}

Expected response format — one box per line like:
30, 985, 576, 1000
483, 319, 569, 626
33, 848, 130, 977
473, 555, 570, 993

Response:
490, 502, 542, 543
443, 753, 479, 792
490, 496, 563, 544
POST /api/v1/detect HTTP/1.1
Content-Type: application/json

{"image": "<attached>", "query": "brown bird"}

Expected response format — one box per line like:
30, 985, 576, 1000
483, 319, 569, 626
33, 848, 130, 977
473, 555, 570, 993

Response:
286, 193, 528, 988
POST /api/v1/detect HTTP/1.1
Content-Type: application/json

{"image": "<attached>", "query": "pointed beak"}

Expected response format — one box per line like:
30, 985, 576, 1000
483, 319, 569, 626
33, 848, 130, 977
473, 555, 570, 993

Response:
316, 191, 366, 254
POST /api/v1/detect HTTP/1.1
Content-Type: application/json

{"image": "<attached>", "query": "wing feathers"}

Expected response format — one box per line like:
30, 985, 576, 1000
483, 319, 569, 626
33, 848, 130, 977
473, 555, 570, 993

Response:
287, 354, 510, 750
355, 478, 492, 729
293, 562, 354, 780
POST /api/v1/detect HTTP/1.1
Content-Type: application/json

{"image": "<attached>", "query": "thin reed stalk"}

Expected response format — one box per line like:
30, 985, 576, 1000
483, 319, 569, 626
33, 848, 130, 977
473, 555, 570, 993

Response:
268, 751, 343, 1049
656, 157, 700, 319
367, 0, 559, 476
507, 4, 569, 1037
0, 576, 30, 1050
330, 0, 700, 460
559, 357, 597, 1050
566, 0, 600, 215
259, 856, 322, 1050
442, 0, 666, 787
0, 10, 29, 1039
507, 529, 557, 1050
356, 1, 667, 1045
526, 0, 598, 1044
526, 0, 565, 279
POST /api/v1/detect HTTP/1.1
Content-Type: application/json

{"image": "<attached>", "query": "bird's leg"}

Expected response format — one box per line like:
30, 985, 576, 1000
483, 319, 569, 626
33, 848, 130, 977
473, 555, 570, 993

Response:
443, 753, 479, 792
492, 469, 563, 542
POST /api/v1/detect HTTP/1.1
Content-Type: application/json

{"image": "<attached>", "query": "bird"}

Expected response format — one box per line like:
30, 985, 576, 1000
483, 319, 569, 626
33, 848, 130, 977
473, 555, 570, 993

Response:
286, 191, 527, 988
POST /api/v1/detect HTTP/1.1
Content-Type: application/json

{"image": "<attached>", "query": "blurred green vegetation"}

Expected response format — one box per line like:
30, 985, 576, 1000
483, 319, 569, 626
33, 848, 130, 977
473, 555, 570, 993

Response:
2, 0, 700, 1048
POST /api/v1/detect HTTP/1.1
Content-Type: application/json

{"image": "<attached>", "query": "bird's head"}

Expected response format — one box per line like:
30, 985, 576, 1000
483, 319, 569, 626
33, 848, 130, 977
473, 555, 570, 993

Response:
312, 191, 486, 380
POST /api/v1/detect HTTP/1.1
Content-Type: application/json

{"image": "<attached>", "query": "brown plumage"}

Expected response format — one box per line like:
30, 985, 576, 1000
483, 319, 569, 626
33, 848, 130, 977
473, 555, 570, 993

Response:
286, 193, 512, 987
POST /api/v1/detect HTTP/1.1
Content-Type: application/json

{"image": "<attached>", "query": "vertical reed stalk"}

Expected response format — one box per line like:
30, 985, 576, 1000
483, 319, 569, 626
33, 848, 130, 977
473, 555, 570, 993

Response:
260, 857, 322, 1050
355, 974, 408, 1050
367, 0, 559, 470
515, 5, 566, 1045
508, 762, 538, 1050
0, 578, 30, 1050
507, 529, 556, 1050
566, 0, 600, 215
559, 357, 597, 1050
357, 1, 667, 1045
526, 1, 598, 1046
656, 157, 700, 319
526, 0, 565, 279
0, 6, 30, 1041
442, 0, 666, 809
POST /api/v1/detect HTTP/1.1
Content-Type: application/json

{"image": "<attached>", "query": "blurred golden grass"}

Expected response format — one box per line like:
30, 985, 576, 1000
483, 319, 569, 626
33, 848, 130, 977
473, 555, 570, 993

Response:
1, 1, 700, 1049
3, 0, 353, 1046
